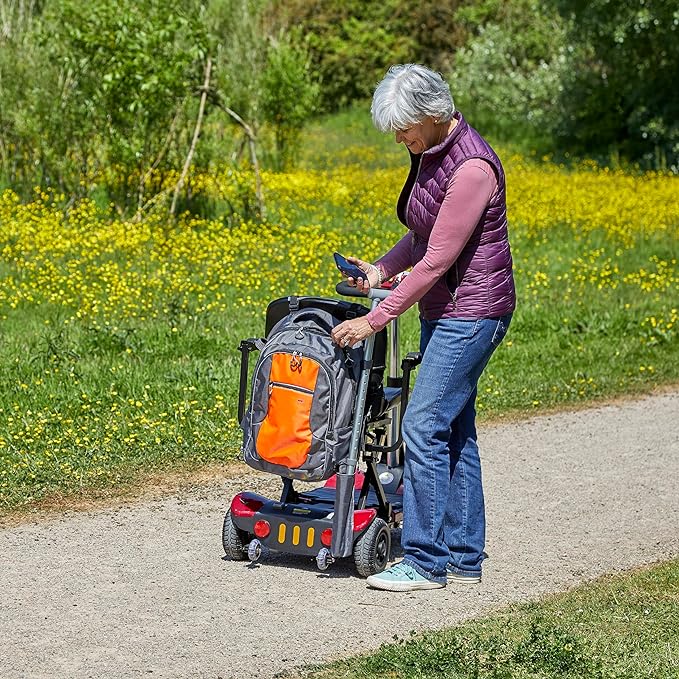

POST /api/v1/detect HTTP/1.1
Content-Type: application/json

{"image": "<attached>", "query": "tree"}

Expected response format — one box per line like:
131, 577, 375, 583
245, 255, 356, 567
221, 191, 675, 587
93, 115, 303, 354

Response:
40, 0, 207, 204
0, 0, 321, 216
550, 0, 679, 168
267, 0, 467, 111
260, 32, 320, 170
0, 0, 46, 189
450, 0, 567, 145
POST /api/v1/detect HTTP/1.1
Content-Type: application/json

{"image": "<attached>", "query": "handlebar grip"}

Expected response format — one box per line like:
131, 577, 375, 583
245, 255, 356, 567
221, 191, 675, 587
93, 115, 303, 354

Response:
335, 281, 367, 298
335, 281, 392, 300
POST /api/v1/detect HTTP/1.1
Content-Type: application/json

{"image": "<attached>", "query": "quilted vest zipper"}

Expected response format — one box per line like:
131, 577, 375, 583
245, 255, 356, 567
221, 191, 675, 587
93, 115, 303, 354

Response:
450, 262, 460, 307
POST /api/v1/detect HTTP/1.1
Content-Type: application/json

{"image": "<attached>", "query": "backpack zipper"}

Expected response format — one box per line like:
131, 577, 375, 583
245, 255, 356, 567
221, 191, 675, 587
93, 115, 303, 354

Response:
269, 381, 313, 396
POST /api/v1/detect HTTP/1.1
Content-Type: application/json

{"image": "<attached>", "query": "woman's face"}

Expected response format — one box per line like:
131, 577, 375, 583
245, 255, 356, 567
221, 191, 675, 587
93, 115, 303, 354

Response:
394, 116, 441, 154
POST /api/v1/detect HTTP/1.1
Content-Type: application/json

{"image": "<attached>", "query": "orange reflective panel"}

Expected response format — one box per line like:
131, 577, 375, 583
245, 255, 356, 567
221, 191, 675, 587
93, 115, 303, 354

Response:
256, 353, 320, 469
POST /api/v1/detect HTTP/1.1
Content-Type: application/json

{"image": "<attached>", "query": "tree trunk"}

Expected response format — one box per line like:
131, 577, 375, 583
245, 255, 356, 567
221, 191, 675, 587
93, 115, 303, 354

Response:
170, 57, 212, 218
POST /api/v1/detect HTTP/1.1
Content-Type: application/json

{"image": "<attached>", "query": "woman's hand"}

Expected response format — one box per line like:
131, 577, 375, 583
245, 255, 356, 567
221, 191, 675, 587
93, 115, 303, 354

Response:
331, 317, 376, 349
345, 256, 381, 292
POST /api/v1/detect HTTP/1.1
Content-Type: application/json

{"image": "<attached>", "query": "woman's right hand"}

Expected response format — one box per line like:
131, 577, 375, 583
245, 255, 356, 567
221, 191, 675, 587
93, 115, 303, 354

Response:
346, 256, 381, 292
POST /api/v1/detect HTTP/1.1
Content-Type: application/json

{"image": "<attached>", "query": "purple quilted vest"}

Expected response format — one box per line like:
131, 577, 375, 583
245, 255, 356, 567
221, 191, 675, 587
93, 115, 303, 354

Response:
397, 112, 516, 319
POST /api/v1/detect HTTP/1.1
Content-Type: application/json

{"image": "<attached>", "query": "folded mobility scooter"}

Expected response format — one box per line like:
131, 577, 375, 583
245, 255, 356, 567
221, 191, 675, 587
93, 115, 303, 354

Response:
222, 280, 420, 576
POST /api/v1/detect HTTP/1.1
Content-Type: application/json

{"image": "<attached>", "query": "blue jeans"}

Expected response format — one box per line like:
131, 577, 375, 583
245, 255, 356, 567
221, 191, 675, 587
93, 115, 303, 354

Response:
400, 314, 512, 583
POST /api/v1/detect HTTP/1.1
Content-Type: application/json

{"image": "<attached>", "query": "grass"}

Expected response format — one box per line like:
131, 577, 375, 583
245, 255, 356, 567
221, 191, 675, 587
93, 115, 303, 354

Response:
294, 559, 679, 679
0, 108, 678, 511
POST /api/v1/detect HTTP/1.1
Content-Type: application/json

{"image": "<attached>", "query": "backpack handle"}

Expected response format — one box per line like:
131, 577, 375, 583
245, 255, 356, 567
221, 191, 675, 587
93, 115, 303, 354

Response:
288, 310, 337, 335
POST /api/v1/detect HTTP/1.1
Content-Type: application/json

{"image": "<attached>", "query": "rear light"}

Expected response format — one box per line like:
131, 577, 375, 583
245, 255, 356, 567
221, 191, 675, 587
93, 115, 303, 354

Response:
353, 508, 377, 532
253, 520, 271, 538
320, 529, 333, 547
230, 493, 265, 518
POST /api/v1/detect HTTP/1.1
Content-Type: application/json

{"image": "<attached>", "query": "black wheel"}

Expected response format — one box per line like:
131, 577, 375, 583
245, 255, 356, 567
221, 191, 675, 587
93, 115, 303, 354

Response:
353, 517, 391, 577
222, 510, 248, 560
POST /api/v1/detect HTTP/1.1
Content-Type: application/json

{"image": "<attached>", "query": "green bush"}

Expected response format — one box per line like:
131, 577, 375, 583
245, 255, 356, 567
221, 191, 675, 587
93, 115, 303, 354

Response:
450, 0, 567, 147
0, 0, 208, 202
0, 0, 322, 213
551, 0, 679, 169
268, 0, 467, 111
260, 33, 320, 170
2, 0, 676, 206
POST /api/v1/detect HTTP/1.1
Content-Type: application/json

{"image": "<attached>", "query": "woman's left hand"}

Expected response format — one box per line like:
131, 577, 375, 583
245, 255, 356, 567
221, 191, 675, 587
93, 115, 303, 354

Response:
331, 317, 376, 348
344, 256, 380, 292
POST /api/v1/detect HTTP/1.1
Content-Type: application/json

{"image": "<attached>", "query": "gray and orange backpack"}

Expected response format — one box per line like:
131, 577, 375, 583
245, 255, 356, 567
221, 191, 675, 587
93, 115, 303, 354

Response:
241, 303, 365, 481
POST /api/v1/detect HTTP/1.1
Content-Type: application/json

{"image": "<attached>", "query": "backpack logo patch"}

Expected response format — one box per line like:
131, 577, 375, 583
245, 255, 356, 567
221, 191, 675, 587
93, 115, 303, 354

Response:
289, 351, 303, 373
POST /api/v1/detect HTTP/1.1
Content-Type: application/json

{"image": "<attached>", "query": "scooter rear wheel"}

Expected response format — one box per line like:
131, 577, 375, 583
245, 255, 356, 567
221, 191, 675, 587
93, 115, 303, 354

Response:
353, 518, 391, 577
222, 510, 249, 560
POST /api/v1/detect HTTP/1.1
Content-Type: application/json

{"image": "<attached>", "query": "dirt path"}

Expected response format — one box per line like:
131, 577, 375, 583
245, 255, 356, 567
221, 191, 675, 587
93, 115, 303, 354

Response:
2, 392, 678, 679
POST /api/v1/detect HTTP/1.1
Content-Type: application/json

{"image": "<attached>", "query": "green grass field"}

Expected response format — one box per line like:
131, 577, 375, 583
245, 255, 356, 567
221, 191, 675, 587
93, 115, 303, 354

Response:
296, 559, 679, 679
0, 109, 678, 510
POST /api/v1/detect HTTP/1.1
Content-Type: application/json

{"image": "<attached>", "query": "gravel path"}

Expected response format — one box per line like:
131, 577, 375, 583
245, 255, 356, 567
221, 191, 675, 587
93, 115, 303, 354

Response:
2, 392, 678, 679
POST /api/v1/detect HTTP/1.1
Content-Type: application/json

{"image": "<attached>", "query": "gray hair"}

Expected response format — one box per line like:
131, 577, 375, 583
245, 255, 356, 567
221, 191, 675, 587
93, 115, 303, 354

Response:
371, 64, 455, 132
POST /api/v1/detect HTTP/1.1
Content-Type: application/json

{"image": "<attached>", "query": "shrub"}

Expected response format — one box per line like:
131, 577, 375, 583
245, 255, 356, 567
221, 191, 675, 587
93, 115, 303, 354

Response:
267, 0, 467, 111
450, 0, 567, 147
550, 0, 679, 169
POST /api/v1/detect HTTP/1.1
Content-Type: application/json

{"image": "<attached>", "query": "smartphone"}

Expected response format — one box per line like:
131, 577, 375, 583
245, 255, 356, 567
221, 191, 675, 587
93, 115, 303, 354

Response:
333, 252, 365, 279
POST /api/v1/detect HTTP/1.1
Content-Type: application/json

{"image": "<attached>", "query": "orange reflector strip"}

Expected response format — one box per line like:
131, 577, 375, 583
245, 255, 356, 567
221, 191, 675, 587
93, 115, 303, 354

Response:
292, 525, 300, 546
278, 523, 286, 544
306, 527, 315, 547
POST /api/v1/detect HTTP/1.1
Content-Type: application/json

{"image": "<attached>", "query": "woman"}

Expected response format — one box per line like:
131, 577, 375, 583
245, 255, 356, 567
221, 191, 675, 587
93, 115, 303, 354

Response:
331, 64, 515, 592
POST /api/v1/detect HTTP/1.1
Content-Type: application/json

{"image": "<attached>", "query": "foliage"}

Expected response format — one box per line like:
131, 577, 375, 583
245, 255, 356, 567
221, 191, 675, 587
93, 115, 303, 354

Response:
268, 0, 466, 111
208, 0, 267, 123
3, 0, 678, 202
550, 0, 679, 169
0, 0, 47, 190
43, 0, 206, 203
0, 0, 207, 203
450, 0, 567, 146
260, 32, 320, 169
303, 559, 679, 678
1, 126, 678, 507
0, 0, 321, 211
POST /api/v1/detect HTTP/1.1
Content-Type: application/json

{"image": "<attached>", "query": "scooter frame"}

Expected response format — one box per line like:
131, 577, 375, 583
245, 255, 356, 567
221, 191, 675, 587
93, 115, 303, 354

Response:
223, 282, 421, 575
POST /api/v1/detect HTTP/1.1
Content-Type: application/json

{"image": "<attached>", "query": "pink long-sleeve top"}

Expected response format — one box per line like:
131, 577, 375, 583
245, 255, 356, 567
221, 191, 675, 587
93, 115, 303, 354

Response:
365, 158, 498, 331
